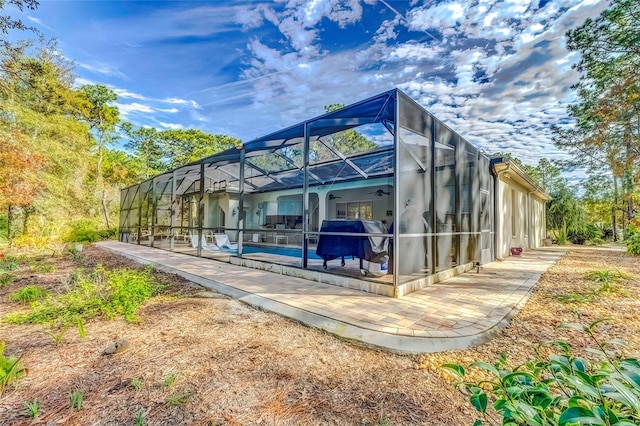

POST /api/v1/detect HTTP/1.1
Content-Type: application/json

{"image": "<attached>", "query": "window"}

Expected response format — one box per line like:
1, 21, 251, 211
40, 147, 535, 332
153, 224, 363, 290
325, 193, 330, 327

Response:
336, 201, 372, 219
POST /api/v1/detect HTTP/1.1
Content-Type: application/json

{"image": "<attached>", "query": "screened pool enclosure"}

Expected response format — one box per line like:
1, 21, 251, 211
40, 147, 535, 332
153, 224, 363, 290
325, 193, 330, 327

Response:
119, 89, 494, 296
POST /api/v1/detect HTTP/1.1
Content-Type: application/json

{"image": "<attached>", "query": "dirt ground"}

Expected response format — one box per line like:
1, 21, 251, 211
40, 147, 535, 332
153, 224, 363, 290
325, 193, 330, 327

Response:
0, 245, 638, 425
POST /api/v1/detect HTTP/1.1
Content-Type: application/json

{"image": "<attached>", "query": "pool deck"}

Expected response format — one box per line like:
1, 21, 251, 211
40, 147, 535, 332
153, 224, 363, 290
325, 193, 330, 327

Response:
96, 241, 566, 353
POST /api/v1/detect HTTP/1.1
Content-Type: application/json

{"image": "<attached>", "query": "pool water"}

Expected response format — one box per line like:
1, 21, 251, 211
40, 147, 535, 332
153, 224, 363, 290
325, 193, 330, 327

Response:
242, 245, 322, 260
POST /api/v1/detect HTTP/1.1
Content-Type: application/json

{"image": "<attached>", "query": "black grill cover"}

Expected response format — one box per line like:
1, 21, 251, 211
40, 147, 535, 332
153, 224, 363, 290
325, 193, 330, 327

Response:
315, 219, 388, 263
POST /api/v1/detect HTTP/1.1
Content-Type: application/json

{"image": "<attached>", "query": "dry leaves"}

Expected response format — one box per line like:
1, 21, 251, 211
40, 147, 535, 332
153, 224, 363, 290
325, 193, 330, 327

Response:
0, 245, 638, 425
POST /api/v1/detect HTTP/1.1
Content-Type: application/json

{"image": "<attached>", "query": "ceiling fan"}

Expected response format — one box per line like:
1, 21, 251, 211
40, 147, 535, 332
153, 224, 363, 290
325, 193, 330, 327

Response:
368, 188, 391, 197
328, 193, 342, 200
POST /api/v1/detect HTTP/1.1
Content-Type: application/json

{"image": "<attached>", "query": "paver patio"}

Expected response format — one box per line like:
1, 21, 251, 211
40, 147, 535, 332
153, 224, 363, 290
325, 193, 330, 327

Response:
97, 241, 565, 353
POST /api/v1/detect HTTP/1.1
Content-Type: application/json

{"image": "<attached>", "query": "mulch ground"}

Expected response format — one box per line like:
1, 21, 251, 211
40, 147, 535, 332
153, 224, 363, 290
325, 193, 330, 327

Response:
0, 245, 638, 425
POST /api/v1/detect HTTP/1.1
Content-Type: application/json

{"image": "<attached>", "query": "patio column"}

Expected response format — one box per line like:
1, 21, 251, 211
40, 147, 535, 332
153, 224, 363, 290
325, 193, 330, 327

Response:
238, 148, 245, 256
169, 170, 177, 251
197, 162, 205, 257
392, 93, 400, 289
150, 176, 157, 248
302, 121, 310, 268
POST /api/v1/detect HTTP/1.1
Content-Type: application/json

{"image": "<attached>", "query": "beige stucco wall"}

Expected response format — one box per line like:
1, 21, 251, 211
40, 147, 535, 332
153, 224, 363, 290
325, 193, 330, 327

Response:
495, 174, 546, 258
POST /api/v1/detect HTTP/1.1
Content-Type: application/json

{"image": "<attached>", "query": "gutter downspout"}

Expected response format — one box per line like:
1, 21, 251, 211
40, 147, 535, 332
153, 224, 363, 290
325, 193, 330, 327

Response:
490, 159, 511, 260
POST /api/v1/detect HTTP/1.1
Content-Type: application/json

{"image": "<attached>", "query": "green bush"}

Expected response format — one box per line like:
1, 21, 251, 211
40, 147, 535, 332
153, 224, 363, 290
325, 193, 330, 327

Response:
65, 220, 101, 243
4, 265, 164, 326
9, 286, 50, 303
443, 319, 640, 426
97, 227, 118, 240
625, 227, 640, 255
0, 341, 25, 395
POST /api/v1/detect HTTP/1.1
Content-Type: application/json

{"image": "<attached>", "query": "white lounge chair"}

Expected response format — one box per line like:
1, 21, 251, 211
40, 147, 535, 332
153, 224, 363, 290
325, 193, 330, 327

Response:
189, 234, 220, 251
214, 234, 238, 250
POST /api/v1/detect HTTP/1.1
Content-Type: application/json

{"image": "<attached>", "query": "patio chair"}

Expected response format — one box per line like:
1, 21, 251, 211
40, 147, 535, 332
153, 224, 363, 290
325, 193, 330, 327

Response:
275, 224, 288, 245
214, 234, 238, 250
189, 234, 220, 251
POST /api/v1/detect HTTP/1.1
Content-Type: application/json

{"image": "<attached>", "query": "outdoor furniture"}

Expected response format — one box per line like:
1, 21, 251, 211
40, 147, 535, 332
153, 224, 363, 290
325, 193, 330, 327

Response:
275, 224, 288, 244
189, 234, 220, 251
316, 219, 389, 271
214, 234, 238, 250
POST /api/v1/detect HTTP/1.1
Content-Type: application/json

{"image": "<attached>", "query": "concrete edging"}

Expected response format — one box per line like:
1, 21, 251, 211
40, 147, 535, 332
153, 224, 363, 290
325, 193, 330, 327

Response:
96, 242, 548, 353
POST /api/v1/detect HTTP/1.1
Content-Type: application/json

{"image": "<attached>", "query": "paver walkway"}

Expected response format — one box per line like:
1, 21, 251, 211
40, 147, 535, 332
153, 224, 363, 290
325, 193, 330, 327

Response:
97, 241, 566, 353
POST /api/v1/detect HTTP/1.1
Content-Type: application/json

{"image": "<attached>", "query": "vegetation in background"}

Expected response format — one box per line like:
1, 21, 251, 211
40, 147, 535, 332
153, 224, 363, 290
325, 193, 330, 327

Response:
0, 1, 242, 249
0, 341, 25, 395
625, 226, 640, 255
443, 319, 640, 426
554, 0, 640, 240
4, 265, 164, 327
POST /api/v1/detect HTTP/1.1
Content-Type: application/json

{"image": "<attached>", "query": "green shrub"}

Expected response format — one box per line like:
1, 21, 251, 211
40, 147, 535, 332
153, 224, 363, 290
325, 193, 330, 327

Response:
0, 255, 20, 273
9, 286, 50, 303
625, 227, 640, 255
97, 227, 118, 240
0, 273, 13, 287
4, 265, 164, 326
0, 341, 25, 395
443, 319, 640, 426
65, 220, 101, 243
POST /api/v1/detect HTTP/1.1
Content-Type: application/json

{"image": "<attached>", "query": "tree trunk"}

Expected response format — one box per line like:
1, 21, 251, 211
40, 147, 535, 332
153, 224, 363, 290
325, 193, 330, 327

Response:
7, 204, 13, 247
101, 188, 111, 229
612, 175, 619, 242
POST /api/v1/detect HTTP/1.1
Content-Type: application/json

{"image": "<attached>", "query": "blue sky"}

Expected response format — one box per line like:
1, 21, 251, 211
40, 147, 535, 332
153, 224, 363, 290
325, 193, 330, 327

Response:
15, 0, 607, 166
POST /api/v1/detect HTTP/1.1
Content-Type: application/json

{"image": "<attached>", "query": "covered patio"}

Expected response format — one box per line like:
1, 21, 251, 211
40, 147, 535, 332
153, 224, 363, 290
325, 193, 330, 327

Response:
119, 89, 495, 297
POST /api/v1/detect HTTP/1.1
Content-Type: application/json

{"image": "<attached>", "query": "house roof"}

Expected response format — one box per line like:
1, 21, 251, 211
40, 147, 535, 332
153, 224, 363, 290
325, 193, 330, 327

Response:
490, 157, 551, 200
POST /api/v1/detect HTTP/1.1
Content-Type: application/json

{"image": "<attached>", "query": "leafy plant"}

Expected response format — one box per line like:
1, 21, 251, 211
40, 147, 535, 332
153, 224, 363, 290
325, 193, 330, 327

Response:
9, 285, 50, 303
4, 265, 164, 327
134, 409, 147, 426
44, 327, 68, 345
131, 377, 144, 391
586, 268, 631, 295
24, 399, 40, 418
625, 226, 640, 255
69, 390, 84, 410
0, 256, 19, 273
65, 220, 101, 243
555, 292, 592, 304
0, 341, 25, 395
162, 371, 178, 389
443, 319, 640, 426
0, 273, 13, 287
165, 389, 192, 406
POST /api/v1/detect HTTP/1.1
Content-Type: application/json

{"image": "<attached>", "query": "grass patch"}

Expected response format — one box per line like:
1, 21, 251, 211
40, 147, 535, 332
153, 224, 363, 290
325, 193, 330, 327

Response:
0, 273, 13, 287
3, 265, 165, 327
585, 268, 631, 284
165, 389, 192, 406
9, 285, 50, 303
69, 390, 84, 410
0, 255, 20, 273
24, 399, 40, 418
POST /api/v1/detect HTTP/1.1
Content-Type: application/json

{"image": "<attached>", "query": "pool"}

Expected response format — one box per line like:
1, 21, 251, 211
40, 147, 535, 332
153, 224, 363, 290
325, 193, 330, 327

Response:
242, 245, 322, 260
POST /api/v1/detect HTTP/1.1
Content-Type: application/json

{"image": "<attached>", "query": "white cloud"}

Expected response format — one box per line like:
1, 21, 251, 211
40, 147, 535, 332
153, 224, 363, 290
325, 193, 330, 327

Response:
117, 102, 155, 116
78, 62, 126, 79
157, 107, 179, 113
157, 121, 183, 130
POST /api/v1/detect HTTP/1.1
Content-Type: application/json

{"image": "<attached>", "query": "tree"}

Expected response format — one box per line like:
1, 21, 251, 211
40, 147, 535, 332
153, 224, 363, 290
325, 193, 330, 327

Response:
77, 84, 120, 228
555, 0, 640, 239
0, 127, 44, 243
121, 122, 164, 179
157, 129, 240, 169
322, 103, 376, 156
0, 0, 40, 51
